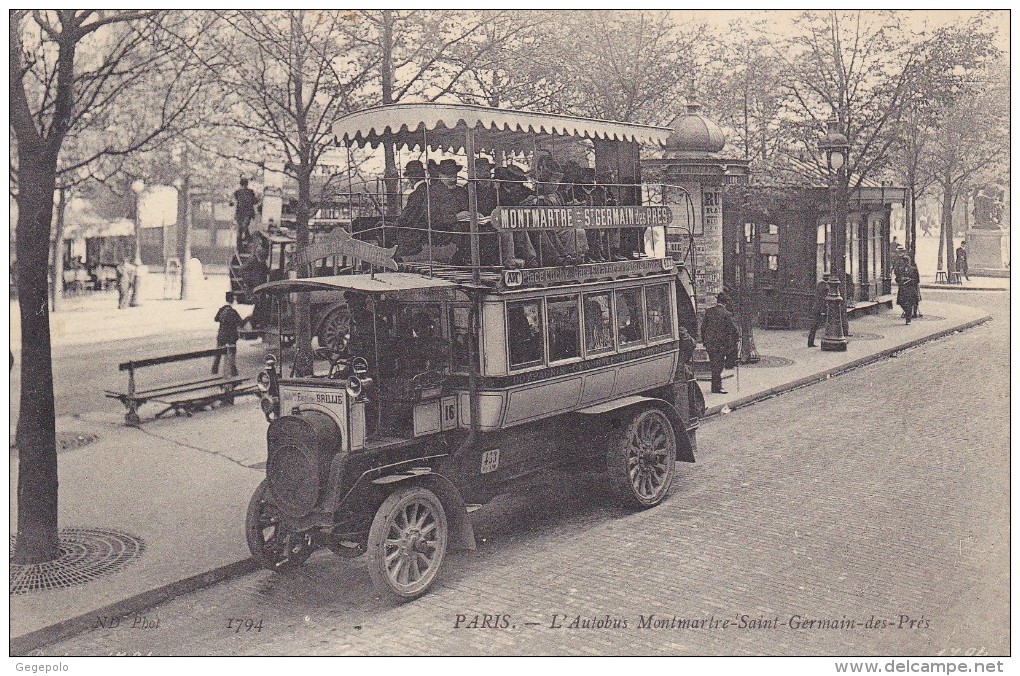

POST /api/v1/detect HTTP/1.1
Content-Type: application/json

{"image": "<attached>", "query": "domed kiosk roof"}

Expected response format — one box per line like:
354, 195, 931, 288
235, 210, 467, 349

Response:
666, 103, 726, 153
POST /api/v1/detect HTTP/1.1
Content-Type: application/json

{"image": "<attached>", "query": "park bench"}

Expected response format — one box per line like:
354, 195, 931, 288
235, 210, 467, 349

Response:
105, 347, 257, 425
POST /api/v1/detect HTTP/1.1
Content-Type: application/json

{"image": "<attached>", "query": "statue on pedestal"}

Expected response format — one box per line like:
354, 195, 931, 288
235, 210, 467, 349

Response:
973, 185, 1004, 230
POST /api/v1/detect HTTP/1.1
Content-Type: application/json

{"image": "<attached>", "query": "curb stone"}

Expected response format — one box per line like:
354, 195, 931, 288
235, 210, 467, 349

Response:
702, 314, 992, 419
10, 559, 257, 656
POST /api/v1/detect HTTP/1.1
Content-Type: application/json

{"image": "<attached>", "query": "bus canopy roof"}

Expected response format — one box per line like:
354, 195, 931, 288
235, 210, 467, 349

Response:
332, 103, 673, 152
255, 272, 463, 296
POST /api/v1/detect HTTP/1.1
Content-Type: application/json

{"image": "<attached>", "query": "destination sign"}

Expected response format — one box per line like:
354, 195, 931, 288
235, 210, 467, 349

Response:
292, 229, 397, 270
491, 205, 673, 231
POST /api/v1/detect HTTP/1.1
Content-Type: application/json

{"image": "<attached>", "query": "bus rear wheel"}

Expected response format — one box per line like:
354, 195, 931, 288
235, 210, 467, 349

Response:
606, 407, 676, 509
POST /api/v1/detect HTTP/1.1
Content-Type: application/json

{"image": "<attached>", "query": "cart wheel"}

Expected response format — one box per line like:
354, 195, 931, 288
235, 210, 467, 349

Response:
606, 407, 677, 509
317, 307, 351, 350
367, 486, 448, 601
245, 479, 315, 571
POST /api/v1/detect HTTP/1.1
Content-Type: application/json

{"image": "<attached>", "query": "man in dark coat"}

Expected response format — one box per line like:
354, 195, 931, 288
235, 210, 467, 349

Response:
212, 296, 243, 376
807, 277, 830, 347
394, 160, 430, 260
232, 178, 259, 252
896, 260, 921, 324
700, 292, 740, 394
494, 164, 538, 268
956, 241, 969, 280
429, 159, 468, 263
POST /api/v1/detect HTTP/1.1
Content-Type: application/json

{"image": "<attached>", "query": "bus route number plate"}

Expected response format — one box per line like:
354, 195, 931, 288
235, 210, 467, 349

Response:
480, 449, 500, 474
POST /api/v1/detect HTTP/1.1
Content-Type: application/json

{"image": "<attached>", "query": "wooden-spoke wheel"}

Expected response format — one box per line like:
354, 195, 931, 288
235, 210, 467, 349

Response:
245, 480, 316, 572
316, 307, 350, 350
607, 407, 677, 509
367, 486, 448, 601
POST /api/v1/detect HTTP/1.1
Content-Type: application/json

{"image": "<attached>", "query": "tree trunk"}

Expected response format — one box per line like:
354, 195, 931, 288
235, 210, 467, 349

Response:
14, 157, 60, 564
380, 10, 400, 220
50, 187, 67, 312
942, 179, 955, 274
908, 186, 917, 264
293, 165, 314, 376
177, 169, 192, 300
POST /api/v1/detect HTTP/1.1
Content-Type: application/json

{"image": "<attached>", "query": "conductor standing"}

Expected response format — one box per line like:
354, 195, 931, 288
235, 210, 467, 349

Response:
233, 177, 259, 252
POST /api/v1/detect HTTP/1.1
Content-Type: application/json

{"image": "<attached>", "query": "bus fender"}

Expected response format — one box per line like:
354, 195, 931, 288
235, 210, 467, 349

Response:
371, 471, 476, 551
576, 396, 695, 463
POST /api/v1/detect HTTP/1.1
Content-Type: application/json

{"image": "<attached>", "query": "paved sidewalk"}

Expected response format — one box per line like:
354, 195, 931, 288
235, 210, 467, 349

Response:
9, 299, 991, 654
10, 272, 234, 350
919, 274, 1010, 292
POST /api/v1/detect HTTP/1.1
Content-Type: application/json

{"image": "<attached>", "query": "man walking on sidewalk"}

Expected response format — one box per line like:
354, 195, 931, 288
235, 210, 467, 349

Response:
701, 292, 739, 394
956, 241, 970, 281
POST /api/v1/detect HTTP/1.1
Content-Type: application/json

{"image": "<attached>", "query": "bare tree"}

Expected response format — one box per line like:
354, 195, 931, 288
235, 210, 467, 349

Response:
205, 10, 374, 374
928, 65, 1009, 274
10, 10, 207, 563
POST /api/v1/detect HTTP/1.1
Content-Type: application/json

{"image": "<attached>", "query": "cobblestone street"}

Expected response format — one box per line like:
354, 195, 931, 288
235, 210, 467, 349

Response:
40, 291, 1009, 656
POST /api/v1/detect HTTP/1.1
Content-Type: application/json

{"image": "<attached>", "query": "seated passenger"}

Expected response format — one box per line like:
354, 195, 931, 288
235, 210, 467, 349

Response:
430, 159, 468, 264
471, 157, 501, 266
394, 160, 429, 261
524, 158, 588, 266
494, 165, 539, 268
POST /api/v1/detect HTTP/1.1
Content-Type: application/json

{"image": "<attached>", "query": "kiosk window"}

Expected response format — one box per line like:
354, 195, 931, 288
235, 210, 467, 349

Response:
645, 284, 673, 340
616, 288, 645, 346
507, 300, 544, 368
583, 293, 614, 354
547, 295, 580, 362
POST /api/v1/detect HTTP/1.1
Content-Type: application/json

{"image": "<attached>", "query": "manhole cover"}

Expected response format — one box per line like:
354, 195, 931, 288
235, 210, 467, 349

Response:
10, 528, 145, 595
740, 355, 795, 368
849, 332, 884, 341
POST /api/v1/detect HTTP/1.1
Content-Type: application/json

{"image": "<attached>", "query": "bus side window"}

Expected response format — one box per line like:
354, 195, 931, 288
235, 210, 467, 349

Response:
449, 306, 471, 372
547, 295, 580, 362
615, 287, 645, 346
507, 300, 544, 369
645, 283, 673, 340
583, 293, 614, 354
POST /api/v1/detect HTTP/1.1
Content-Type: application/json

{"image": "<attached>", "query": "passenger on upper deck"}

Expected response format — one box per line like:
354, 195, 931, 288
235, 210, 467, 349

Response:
493, 164, 539, 269
394, 160, 429, 260
472, 157, 502, 267
525, 157, 588, 266
429, 159, 469, 264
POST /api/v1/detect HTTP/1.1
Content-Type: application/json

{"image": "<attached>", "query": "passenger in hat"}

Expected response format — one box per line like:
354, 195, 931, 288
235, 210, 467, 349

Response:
493, 164, 539, 268
700, 292, 740, 394
426, 159, 468, 264
470, 157, 502, 266
525, 157, 588, 266
394, 159, 431, 261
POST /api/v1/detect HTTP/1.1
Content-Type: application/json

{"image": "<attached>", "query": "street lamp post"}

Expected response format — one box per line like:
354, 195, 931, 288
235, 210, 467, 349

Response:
819, 115, 849, 352
129, 178, 145, 307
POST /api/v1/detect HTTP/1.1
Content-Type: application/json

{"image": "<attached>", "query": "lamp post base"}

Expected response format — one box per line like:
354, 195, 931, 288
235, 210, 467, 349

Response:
820, 277, 848, 352
820, 336, 848, 352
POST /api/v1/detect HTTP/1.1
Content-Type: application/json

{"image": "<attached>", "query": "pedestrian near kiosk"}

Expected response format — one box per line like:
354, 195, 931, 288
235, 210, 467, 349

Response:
806, 277, 830, 347
896, 260, 921, 324
956, 240, 970, 281
212, 295, 243, 376
701, 292, 740, 394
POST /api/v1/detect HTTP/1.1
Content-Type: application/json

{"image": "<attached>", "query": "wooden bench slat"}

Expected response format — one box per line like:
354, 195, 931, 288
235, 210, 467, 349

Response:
134, 377, 236, 397
119, 347, 227, 371
109, 377, 246, 402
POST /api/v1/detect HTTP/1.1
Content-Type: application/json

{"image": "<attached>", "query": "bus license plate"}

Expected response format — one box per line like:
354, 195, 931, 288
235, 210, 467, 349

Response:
480, 449, 500, 474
